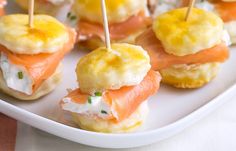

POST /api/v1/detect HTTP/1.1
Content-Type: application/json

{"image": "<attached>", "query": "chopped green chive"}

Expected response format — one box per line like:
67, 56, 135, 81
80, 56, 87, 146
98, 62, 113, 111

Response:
17, 72, 23, 79
70, 16, 77, 20
101, 110, 107, 114
95, 92, 102, 96
88, 97, 92, 104
67, 12, 71, 18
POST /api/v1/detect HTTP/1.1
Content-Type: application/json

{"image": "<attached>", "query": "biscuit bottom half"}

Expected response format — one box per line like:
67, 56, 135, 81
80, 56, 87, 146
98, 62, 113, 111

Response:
72, 102, 149, 133
160, 62, 220, 88
0, 64, 62, 101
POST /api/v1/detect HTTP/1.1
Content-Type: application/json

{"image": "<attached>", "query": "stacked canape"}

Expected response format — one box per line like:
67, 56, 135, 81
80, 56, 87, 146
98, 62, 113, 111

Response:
15, 0, 73, 21
149, 0, 236, 45
73, 0, 151, 49
0, 14, 76, 100
60, 43, 161, 133
136, 8, 230, 88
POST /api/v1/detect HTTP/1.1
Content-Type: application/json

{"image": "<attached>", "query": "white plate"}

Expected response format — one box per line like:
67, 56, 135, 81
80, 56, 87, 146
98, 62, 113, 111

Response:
1, 1, 236, 149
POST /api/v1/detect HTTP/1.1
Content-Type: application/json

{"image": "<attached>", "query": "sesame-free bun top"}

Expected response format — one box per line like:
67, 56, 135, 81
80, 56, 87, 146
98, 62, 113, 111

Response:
153, 8, 224, 56
0, 14, 69, 54
73, 0, 146, 24
76, 43, 151, 94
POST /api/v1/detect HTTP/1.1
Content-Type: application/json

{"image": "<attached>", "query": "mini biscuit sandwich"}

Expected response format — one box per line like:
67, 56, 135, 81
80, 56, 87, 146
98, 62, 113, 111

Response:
186, 0, 236, 44
0, 0, 6, 16
136, 8, 230, 88
0, 14, 76, 100
60, 43, 161, 133
73, 0, 152, 50
149, 0, 236, 45
15, 0, 73, 21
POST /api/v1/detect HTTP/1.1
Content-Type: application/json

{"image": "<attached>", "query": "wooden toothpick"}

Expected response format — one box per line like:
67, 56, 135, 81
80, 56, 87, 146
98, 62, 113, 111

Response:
28, 0, 34, 28
100, 0, 111, 50
184, 0, 196, 21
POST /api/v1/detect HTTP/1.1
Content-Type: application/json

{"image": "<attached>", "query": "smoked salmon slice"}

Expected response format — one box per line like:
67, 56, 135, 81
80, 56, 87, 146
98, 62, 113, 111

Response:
0, 28, 76, 93
61, 70, 161, 122
77, 11, 152, 42
214, 2, 236, 22
0, 8, 4, 16
135, 28, 229, 70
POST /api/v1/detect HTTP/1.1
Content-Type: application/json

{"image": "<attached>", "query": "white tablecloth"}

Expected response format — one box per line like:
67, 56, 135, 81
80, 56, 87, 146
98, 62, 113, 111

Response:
14, 95, 236, 151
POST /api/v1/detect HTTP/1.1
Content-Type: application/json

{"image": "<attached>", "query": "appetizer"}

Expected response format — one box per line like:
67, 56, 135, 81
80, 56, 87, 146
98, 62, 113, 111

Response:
192, 0, 236, 44
136, 8, 230, 88
60, 43, 161, 133
0, 14, 76, 100
0, 0, 6, 16
73, 0, 151, 49
15, 0, 73, 21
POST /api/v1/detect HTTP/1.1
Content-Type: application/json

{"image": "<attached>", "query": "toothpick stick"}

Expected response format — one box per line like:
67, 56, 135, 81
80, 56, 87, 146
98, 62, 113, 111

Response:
28, 0, 34, 28
100, 0, 111, 50
185, 0, 196, 21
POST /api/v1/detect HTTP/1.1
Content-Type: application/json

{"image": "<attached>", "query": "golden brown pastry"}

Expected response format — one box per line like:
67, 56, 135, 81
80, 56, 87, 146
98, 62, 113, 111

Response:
0, 14, 76, 100
73, 0, 151, 50
136, 8, 229, 88
60, 43, 161, 133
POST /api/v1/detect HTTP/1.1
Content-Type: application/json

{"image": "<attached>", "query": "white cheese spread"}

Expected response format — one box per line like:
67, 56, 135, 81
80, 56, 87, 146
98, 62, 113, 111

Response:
62, 95, 112, 119
0, 52, 33, 95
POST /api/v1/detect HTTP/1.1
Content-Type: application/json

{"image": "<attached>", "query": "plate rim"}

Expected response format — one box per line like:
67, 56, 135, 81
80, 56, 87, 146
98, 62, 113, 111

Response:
0, 82, 236, 148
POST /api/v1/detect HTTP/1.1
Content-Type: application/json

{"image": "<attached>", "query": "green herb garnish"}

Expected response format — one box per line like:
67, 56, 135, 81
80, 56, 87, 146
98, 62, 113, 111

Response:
95, 92, 102, 96
70, 16, 77, 20
88, 96, 92, 104
67, 12, 71, 18
17, 72, 23, 79
101, 110, 107, 114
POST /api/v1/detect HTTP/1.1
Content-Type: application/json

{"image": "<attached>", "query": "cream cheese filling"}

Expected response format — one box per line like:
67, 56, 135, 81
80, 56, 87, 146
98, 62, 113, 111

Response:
0, 52, 33, 95
62, 94, 113, 119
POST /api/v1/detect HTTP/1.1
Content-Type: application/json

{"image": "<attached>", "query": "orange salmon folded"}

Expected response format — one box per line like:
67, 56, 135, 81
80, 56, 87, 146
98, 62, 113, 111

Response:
136, 29, 229, 70
214, 2, 236, 22
77, 11, 152, 42
0, 9, 3, 16
61, 70, 161, 122
0, 28, 76, 93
